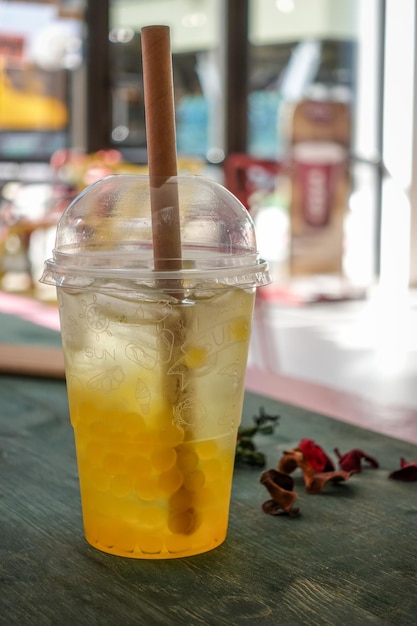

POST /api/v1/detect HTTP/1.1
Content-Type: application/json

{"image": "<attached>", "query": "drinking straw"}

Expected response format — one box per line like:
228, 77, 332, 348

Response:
141, 26, 198, 536
141, 25, 182, 273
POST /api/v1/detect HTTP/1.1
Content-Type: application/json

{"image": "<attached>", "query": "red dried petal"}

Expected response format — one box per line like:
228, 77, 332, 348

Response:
277, 447, 352, 493
334, 448, 379, 473
297, 439, 334, 472
389, 458, 417, 481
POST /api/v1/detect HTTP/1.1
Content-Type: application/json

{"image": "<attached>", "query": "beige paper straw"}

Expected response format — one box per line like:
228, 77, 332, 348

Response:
141, 25, 182, 273
141, 25, 198, 537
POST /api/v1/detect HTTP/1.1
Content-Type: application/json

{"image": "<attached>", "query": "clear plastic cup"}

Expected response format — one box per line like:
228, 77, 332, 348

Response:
41, 174, 270, 559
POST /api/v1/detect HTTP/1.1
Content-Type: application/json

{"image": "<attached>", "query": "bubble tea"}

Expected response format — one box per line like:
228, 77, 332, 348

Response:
41, 174, 270, 558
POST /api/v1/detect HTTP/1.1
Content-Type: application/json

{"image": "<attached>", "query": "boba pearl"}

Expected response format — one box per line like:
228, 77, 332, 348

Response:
168, 508, 199, 535
230, 317, 250, 342
193, 486, 216, 509
158, 467, 183, 495
139, 535, 164, 555
88, 465, 111, 492
169, 486, 194, 512
126, 454, 150, 477
134, 475, 161, 501
182, 469, 205, 492
151, 446, 177, 472
194, 439, 218, 460
138, 505, 165, 528
84, 439, 106, 468
183, 346, 208, 369
201, 458, 223, 482
103, 452, 126, 475
165, 532, 193, 555
110, 473, 134, 498
176, 447, 199, 473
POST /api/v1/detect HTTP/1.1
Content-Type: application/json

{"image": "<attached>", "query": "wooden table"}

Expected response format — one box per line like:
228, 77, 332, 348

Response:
1, 365, 417, 625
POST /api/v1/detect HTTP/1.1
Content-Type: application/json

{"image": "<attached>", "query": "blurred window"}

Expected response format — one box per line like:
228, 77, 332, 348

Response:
109, 0, 222, 162
248, 0, 357, 159
0, 0, 84, 162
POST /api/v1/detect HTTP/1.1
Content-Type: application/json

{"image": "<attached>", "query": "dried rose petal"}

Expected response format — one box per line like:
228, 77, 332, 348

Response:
334, 448, 379, 473
297, 439, 335, 472
262, 499, 300, 517
260, 469, 299, 516
278, 449, 304, 475
304, 469, 352, 494
389, 457, 417, 482
278, 448, 351, 494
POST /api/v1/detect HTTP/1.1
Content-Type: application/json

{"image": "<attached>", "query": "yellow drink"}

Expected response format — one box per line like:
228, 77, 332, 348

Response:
60, 286, 255, 558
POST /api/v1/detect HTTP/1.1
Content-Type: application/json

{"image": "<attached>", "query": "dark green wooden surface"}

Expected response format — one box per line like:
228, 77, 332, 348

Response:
1, 369, 417, 626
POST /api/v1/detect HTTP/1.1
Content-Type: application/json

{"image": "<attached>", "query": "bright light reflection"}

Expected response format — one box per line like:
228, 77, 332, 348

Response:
182, 13, 207, 28
275, 0, 295, 13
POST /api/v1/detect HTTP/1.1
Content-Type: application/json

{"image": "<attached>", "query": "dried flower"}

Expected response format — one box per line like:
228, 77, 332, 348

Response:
389, 458, 417, 482
260, 469, 300, 516
334, 448, 379, 473
278, 446, 351, 494
297, 439, 335, 472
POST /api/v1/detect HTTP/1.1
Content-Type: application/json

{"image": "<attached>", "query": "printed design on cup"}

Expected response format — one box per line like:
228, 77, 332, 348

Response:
173, 398, 207, 429
79, 295, 112, 341
135, 377, 151, 415
61, 314, 80, 343
134, 300, 172, 324
125, 328, 174, 369
87, 366, 125, 393
168, 316, 249, 391
217, 360, 243, 393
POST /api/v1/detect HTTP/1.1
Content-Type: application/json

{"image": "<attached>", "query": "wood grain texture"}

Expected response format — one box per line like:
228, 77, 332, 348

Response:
1, 378, 417, 625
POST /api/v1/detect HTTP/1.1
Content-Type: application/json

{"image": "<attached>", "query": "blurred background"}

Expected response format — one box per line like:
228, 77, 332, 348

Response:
0, 0, 415, 305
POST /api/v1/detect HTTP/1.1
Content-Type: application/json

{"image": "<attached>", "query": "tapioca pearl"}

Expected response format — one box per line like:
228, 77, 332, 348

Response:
138, 505, 166, 528
126, 454, 150, 478
230, 317, 250, 342
87, 466, 111, 492
134, 475, 161, 501
103, 452, 126, 475
176, 447, 199, 473
169, 487, 194, 513
73, 420, 92, 443
88, 419, 113, 440
195, 440, 218, 460
117, 411, 144, 437
159, 423, 185, 446
182, 469, 205, 492
97, 519, 136, 553
201, 504, 229, 531
83, 439, 106, 467
110, 473, 134, 498
158, 467, 183, 495
168, 507, 200, 535
201, 458, 223, 482
183, 345, 208, 369
165, 533, 193, 555
70, 399, 95, 427
85, 514, 115, 548
151, 446, 177, 472
139, 535, 164, 555
193, 486, 216, 509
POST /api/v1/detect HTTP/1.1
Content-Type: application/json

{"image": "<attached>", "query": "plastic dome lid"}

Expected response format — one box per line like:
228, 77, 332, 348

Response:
41, 174, 270, 292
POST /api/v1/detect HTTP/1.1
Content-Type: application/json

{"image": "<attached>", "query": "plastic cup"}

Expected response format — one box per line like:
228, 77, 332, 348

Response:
41, 174, 270, 559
